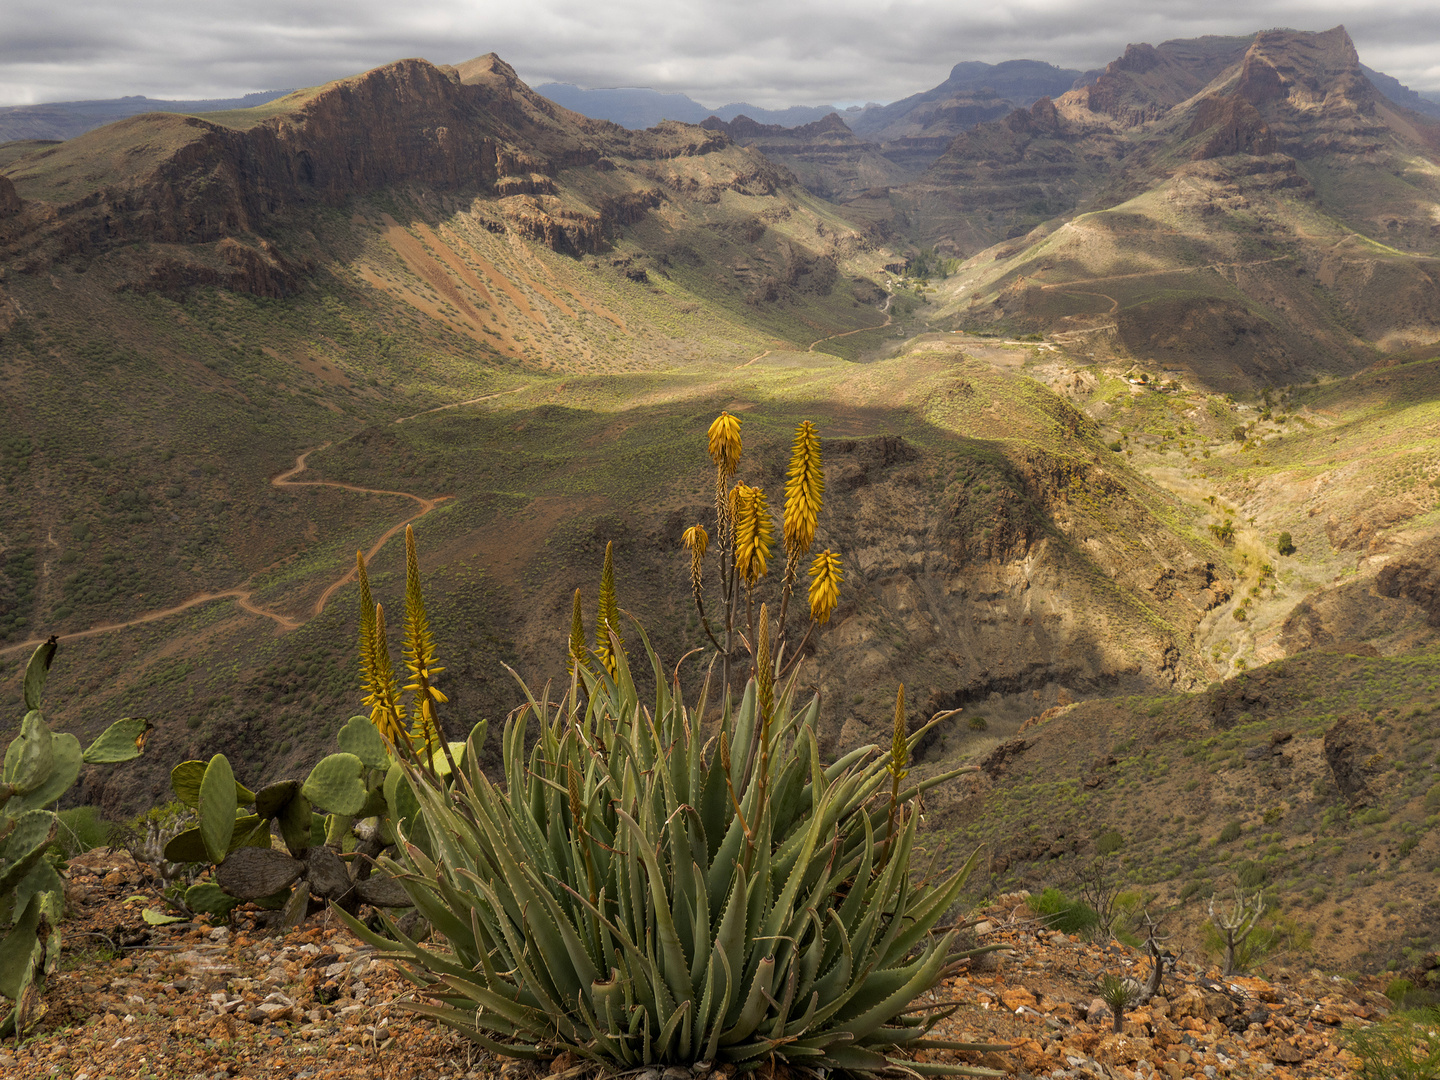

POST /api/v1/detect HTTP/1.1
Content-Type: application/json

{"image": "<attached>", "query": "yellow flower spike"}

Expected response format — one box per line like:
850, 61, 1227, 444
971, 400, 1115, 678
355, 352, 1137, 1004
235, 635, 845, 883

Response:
683, 524, 709, 610
807, 550, 843, 625
707, 412, 743, 477
732, 484, 774, 588
368, 602, 406, 744
783, 421, 824, 559
890, 683, 909, 785
755, 603, 774, 727
567, 588, 587, 676
595, 541, 624, 677
682, 524, 709, 558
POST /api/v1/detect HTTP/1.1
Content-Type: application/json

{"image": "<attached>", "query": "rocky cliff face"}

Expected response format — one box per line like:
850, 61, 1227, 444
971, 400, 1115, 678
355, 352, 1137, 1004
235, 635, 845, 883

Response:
1186, 94, 1277, 158
699, 112, 909, 200
1230, 27, 1389, 157
0, 55, 775, 294
1068, 36, 1253, 128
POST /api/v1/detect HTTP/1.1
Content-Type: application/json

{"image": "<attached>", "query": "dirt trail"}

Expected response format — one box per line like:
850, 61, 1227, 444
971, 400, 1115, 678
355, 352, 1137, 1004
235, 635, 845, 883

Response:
0, 448, 449, 658
808, 295, 893, 352
393, 385, 526, 424
1033, 255, 1289, 294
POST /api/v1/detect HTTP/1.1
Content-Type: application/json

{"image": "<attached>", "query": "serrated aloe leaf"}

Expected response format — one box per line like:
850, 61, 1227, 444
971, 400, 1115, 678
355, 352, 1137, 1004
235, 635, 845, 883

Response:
337, 715, 390, 769
199, 755, 237, 863
81, 717, 150, 764
21, 639, 56, 714
302, 753, 367, 815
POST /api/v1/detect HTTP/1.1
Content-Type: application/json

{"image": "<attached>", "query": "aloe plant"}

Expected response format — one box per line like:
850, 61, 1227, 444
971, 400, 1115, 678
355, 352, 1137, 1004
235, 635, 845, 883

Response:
340, 620, 1008, 1074
1, 639, 150, 1036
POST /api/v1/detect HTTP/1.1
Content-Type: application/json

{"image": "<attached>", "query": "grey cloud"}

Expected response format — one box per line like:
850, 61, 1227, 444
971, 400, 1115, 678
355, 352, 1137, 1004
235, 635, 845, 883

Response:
1, 0, 1438, 109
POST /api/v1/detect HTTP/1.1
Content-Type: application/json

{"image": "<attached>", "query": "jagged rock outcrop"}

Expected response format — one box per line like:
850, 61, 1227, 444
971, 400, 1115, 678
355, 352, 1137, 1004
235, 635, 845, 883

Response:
699, 113, 907, 200
0, 176, 20, 219
1231, 26, 1388, 157
1323, 714, 1378, 804
1376, 541, 1440, 625
1070, 36, 1253, 127
1187, 94, 1277, 158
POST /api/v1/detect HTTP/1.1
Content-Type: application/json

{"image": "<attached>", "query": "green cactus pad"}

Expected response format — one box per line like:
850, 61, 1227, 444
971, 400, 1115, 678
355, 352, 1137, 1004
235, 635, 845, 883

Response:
253, 781, 300, 820
337, 716, 390, 770
170, 760, 207, 808
10, 859, 62, 927
185, 882, 241, 918
277, 792, 313, 856
229, 814, 272, 852
162, 826, 209, 863
0, 890, 45, 1001
199, 755, 238, 863
81, 718, 151, 764
21, 639, 56, 714
301, 753, 367, 816
11, 734, 81, 813
0, 810, 59, 896
3, 712, 53, 795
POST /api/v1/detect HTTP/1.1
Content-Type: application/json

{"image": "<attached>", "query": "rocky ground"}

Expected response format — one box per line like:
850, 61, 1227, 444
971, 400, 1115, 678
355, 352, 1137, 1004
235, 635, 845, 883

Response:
5, 853, 1389, 1079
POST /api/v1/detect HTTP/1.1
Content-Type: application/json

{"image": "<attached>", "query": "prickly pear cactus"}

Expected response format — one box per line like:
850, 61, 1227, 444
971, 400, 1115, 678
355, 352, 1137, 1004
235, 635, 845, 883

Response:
162, 715, 469, 931
1, 639, 150, 1036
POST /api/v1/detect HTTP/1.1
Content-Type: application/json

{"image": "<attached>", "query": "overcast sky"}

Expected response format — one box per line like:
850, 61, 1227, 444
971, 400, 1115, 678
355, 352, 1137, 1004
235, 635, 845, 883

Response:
2, 0, 1438, 109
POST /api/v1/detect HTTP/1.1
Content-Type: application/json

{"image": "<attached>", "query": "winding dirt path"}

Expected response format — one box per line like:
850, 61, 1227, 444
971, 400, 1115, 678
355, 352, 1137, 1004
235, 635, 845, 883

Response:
275, 449, 451, 616
1031, 255, 1289, 295
393, 386, 526, 424
740, 297, 894, 367
0, 447, 449, 658
807, 295, 893, 352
